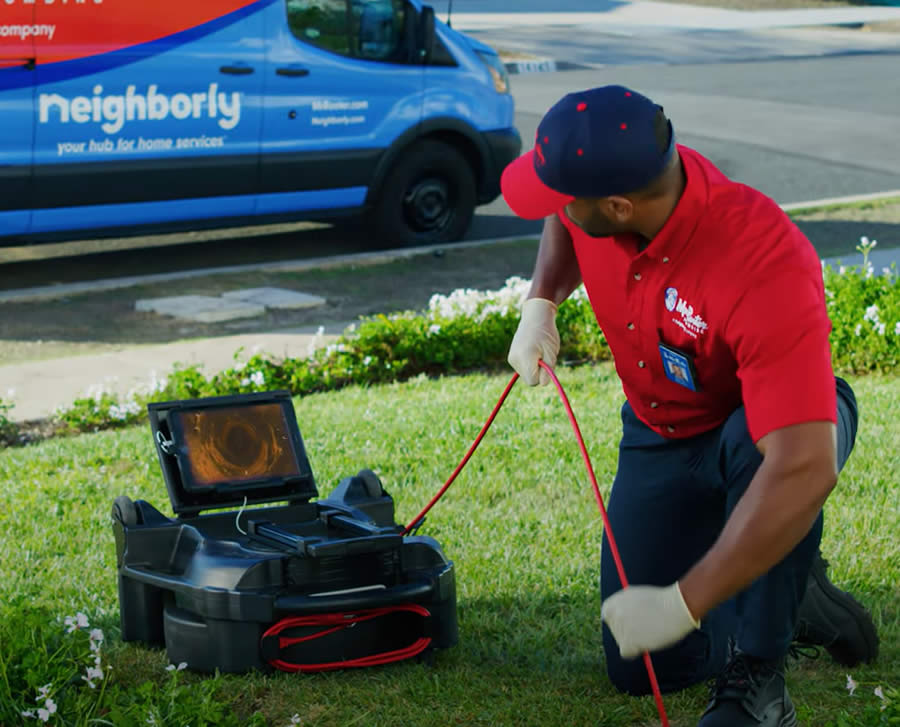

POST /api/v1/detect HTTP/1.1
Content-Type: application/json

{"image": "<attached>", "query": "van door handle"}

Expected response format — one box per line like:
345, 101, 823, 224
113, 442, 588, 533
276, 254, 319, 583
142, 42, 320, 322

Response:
276, 66, 310, 77
219, 65, 254, 75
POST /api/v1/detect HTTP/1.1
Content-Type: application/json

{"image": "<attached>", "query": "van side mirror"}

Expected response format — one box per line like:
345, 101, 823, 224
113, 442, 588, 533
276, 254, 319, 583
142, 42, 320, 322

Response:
419, 5, 435, 64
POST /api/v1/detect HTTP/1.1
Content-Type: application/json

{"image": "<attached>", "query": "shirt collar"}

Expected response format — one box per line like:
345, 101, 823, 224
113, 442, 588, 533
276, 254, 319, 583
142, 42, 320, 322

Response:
619, 144, 709, 262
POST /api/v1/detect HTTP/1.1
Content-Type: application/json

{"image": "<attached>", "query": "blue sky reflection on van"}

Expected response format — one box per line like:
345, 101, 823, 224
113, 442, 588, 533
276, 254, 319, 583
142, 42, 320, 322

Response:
0, 0, 520, 246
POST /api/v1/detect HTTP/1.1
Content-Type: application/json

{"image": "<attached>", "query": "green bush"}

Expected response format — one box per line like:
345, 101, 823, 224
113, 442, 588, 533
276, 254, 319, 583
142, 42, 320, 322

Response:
0, 396, 19, 447
37, 259, 900, 439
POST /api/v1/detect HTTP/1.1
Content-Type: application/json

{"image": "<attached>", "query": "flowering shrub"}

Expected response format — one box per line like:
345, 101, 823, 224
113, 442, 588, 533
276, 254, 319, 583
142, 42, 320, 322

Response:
38, 245, 899, 439
825, 239, 899, 373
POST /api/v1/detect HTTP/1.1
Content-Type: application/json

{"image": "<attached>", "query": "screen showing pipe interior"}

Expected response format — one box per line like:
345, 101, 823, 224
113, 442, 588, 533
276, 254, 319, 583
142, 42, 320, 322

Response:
174, 403, 301, 487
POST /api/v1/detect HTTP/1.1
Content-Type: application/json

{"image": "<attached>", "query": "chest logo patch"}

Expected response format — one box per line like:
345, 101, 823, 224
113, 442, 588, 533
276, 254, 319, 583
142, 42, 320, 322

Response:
664, 287, 709, 339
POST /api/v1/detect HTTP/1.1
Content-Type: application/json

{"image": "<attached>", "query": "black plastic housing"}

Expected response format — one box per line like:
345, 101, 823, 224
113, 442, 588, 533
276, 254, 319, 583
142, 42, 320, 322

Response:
112, 392, 457, 674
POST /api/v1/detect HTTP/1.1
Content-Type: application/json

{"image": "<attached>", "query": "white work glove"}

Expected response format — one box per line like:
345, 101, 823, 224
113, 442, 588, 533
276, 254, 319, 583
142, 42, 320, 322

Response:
600, 582, 700, 660
507, 297, 560, 386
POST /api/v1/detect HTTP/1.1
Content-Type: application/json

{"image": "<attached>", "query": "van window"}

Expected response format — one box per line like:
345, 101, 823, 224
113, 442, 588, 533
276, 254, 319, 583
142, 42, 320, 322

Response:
286, 0, 409, 63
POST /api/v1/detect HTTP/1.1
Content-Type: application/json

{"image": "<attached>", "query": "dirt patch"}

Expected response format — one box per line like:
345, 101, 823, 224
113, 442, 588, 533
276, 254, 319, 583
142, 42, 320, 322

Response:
0, 240, 540, 365
2, 198, 897, 367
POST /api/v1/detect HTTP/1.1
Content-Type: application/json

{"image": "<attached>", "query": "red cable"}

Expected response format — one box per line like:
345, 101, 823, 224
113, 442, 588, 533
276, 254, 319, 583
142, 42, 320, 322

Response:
402, 363, 670, 727
263, 605, 432, 673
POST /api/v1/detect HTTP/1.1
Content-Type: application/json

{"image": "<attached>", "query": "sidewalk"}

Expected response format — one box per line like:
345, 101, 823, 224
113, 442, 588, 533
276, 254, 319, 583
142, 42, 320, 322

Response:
452, 1, 900, 31
1, 327, 340, 423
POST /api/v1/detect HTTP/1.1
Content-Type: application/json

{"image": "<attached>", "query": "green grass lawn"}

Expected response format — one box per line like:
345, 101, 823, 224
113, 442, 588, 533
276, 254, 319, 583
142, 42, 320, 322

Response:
1, 363, 897, 726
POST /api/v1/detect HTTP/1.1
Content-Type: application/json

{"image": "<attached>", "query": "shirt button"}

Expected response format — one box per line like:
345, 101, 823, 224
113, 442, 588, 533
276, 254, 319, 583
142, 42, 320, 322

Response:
638, 360, 645, 368
634, 272, 642, 281
627, 322, 635, 330
662, 257, 670, 263
667, 425, 676, 433
650, 402, 659, 409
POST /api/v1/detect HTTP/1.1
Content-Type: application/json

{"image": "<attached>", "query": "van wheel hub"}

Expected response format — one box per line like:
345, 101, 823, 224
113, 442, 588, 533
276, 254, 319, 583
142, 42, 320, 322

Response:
403, 177, 452, 232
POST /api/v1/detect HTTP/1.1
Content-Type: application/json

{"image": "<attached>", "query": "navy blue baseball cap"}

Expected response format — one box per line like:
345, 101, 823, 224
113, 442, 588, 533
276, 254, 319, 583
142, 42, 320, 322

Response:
501, 85, 676, 220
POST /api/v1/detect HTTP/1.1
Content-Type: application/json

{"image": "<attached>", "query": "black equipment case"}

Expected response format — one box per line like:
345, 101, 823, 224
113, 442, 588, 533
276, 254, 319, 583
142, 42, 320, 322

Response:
111, 390, 457, 674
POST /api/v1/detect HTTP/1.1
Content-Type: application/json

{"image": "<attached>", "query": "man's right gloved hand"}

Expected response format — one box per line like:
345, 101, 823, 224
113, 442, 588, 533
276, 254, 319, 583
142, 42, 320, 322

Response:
508, 297, 560, 386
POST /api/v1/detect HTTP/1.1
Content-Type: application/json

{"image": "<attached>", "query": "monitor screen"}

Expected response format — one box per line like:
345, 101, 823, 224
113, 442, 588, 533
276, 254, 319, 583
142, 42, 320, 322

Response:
172, 402, 303, 490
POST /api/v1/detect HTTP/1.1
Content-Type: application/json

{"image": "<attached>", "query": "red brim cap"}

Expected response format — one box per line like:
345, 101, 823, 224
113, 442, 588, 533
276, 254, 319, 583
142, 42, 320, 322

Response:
500, 150, 575, 221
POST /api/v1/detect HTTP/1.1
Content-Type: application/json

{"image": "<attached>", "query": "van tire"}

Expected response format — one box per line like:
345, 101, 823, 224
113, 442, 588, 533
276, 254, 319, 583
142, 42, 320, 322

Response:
373, 140, 476, 245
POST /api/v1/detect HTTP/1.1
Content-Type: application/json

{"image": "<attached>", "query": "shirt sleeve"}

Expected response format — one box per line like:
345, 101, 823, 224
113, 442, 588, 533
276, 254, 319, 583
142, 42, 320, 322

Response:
724, 270, 836, 443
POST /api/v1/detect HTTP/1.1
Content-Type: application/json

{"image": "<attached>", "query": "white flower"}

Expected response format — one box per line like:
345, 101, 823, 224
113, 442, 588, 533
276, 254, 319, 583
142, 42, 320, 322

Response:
846, 674, 857, 695
234, 362, 246, 372
37, 708, 50, 722
289, 715, 302, 726
854, 324, 862, 337
65, 612, 89, 632
865, 262, 874, 279
21, 711, 35, 718
37, 684, 52, 699
838, 265, 847, 275
428, 324, 441, 335
895, 321, 900, 336
89, 628, 104, 643
44, 699, 57, 715
250, 371, 265, 387
165, 661, 188, 672
875, 685, 885, 700
362, 356, 373, 366
875, 322, 886, 336
240, 377, 251, 386
864, 304, 880, 323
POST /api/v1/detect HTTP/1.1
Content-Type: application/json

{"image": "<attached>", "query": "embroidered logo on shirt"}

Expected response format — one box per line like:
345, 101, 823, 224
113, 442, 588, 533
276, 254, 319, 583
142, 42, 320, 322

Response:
664, 287, 709, 338
665, 287, 678, 311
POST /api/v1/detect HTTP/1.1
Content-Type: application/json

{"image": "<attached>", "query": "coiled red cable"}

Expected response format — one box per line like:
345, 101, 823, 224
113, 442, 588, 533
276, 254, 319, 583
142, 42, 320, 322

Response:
263, 604, 432, 673
402, 363, 670, 727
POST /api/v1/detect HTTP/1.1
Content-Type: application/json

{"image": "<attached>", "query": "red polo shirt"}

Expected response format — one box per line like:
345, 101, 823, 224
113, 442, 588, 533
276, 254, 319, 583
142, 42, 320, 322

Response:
561, 145, 836, 442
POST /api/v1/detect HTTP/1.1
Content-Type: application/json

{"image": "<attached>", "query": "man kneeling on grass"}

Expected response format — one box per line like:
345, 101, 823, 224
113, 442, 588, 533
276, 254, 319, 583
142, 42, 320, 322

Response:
501, 85, 879, 726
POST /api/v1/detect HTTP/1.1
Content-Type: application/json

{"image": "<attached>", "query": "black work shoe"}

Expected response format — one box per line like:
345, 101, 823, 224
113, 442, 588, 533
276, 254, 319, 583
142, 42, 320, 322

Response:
697, 651, 796, 727
794, 551, 879, 667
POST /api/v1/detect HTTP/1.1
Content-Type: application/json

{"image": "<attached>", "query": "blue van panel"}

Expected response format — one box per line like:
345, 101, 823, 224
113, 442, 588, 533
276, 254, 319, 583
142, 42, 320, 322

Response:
255, 188, 368, 215
29, 195, 257, 235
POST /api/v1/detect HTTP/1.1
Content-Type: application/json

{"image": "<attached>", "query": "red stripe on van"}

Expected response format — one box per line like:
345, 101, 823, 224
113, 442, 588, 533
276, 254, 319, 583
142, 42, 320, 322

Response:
32, 0, 262, 65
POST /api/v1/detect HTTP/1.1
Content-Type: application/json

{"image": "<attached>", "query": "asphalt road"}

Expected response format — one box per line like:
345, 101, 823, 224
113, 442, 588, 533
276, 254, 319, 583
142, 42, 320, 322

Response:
2, 42, 899, 289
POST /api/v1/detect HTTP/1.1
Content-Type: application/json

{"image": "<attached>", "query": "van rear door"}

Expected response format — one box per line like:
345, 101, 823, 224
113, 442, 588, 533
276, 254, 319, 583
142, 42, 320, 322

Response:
0, 3, 36, 238
30, 1, 266, 236
257, 0, 424, 216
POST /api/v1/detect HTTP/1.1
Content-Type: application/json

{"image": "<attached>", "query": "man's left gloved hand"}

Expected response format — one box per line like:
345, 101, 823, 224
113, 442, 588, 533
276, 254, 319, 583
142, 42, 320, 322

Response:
600, 582, 701, 659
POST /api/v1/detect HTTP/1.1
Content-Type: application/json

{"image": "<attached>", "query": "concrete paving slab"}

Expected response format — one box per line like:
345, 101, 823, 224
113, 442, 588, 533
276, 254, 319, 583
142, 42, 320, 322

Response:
0, 331, 339, 423
135, 295, 267, 323
221, 287, 326, 310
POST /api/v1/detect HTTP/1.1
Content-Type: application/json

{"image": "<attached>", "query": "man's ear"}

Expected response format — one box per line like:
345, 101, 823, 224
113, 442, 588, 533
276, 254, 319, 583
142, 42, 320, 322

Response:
604, 196, 634, 222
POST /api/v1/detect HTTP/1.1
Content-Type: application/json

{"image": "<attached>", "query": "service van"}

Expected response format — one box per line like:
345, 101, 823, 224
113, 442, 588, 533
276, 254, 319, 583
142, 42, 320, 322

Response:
0, 0, 521, 247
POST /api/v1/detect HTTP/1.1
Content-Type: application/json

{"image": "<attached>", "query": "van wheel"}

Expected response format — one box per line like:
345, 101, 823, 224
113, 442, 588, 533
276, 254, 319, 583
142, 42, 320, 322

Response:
373, 140, 476, 245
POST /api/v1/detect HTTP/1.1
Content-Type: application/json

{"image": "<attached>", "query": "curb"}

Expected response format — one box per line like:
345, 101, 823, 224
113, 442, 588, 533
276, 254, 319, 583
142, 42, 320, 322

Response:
1, 191, 898, 305
503, 58, 591, 74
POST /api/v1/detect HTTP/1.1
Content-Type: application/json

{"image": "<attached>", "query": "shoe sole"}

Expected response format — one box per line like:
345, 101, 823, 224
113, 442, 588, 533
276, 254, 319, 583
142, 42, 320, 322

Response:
809, 562, 879, 667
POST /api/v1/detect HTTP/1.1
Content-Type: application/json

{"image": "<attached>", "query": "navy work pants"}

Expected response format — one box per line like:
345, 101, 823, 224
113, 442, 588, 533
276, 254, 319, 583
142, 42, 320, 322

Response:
600, 377, 858, 695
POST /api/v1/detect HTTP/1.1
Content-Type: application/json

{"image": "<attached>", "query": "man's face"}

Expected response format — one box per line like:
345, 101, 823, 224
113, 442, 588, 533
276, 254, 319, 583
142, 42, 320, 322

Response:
563, 198, 630, 238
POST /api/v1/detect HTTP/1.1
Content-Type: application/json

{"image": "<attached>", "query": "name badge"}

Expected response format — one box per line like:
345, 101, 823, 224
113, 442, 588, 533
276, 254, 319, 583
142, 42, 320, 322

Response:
659, 342, 701, 392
